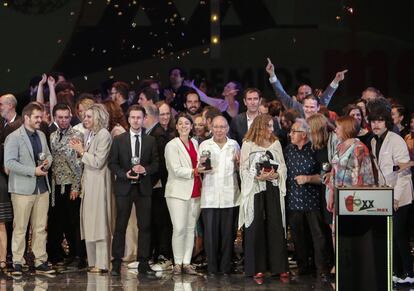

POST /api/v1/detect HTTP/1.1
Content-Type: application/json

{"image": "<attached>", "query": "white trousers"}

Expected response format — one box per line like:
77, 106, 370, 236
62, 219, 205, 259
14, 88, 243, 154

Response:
166, 197, 201, 265
85, 239, 109, 270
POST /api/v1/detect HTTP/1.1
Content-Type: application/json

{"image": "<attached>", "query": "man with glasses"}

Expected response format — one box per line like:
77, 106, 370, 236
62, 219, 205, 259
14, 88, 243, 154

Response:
284, 119, 329, 280
198, 116, 240, 276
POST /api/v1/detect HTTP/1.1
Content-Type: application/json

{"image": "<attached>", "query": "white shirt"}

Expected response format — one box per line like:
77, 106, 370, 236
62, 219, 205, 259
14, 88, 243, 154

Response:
246, 112, 257, 130
130, 129, 142, 158
199, 137, 240, 208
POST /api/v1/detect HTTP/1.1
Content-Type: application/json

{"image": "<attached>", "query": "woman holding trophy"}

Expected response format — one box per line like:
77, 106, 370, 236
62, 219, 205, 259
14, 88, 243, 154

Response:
69, 104, 112, 273
164, 113, 210, 275
238, 114, 289, 280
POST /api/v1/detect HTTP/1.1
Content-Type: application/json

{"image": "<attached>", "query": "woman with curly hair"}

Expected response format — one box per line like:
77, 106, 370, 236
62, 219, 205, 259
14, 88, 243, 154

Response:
238, 114, 289, 280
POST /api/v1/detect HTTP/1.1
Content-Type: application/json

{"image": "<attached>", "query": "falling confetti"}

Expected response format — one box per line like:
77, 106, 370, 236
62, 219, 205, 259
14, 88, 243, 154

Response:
90, 47, 95, 52
70, 11, 75, 16
345, 6, 354, 14
292, 37, 296, 43
57, 39, 62, 44
107, 67, 112, 71
181, 32, 185, 37
102, 49, 107, 53
84, 76, 88, 80
131, 22, 137, 28
3, 2, 8, 7
118, 11, 123, 16
336, 15, 341, 20
6, 68, 11, 73
203, 48, 210, 54
88, 1, 92, 5
250, 37, 256, 41
109, 75, 114, 79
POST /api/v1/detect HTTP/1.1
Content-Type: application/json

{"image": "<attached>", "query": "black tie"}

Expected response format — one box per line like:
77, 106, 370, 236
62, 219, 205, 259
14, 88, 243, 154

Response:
134, 134, 140, 157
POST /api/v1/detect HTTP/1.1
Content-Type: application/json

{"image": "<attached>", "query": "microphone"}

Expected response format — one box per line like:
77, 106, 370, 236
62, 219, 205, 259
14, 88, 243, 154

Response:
370, 153, 388, 187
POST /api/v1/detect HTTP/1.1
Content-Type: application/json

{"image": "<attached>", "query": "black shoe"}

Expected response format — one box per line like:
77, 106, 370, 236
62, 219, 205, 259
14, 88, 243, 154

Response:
111, 261, 121, 276
35, 262, 56, 275
12, 264, 23, 276
138, 261, 155, 275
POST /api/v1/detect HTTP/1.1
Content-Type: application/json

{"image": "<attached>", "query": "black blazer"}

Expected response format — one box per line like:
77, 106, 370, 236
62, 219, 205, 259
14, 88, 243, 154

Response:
229, 112, 282, 146
148, 123, 169, 188
109, 131, 159, 196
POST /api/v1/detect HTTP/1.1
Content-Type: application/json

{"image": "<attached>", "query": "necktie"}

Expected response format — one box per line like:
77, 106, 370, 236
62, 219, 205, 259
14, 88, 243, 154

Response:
134, 134, 140, 157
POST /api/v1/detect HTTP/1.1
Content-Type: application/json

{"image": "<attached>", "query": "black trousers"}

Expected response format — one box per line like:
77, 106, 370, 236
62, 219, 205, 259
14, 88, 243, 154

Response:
150, 187, 172, 260
393, 204, 413, 276
202, 207, 236, 273
288, 210, 329, 273
112, 185, 151, 263
244, 186, 289, 276
46, 184, 84, 263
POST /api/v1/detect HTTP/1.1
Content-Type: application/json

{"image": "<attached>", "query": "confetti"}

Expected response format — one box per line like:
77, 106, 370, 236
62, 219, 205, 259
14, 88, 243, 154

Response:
90, 47, 95, 52
167, 42, 173, 47
203, 48, 210, 54
136, 75, 140, 80
3, 2, 8, 7
292, 37, 296, 43
250, 37, 255, 40
118, 11, 123, 16
345, 6, 354, 14
131, 22, 137, 28
6, 68, 11, 73
336, 15, 341, 20
84, 76, 88, 80
88, 1, 92, 4
107, 67, 112, 71
102, 49, 107, 53
181, 32, 185, 37
57, 39, 62, 44
109, 75, 114, 79
181, 17, 186, 21
131, 44, 135, 49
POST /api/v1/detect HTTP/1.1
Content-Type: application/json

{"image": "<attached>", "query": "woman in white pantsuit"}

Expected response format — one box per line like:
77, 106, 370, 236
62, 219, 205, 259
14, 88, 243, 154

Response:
164, 113, 209, 275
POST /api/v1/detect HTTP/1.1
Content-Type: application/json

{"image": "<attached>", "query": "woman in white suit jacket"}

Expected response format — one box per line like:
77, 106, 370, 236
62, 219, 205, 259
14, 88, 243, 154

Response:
70, 104, 112, 272
165, 113, 209, 275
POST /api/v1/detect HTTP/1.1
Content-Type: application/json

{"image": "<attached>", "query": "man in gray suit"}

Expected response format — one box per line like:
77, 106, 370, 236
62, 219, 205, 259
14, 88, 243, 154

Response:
4, 103, 55, 276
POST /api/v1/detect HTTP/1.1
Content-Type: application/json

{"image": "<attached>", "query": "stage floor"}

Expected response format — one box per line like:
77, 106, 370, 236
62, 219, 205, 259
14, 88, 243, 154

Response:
0, 266, 410, 290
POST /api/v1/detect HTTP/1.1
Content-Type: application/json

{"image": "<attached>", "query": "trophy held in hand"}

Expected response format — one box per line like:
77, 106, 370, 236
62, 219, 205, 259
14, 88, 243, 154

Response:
201, 150, 212, 170
130, 156, 140, 184
38, 152, 47, 171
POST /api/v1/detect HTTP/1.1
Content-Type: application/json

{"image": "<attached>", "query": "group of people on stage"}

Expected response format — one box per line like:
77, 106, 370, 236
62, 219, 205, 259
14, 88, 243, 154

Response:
0, 59, 413, 286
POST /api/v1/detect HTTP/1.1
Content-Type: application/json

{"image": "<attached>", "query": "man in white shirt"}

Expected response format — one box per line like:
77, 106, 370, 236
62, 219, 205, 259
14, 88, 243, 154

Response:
199, 116, 240, 275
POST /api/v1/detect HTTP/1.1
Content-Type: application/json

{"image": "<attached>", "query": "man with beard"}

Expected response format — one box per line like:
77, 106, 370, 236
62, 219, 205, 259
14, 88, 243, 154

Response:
183, 89, 201, 120
4, 103, 54, 276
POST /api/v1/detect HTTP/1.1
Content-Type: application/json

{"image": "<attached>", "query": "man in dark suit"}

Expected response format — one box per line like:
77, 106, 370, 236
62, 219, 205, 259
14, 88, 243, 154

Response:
143, 104, 173, 271
230, 88, 281, 145
109, 105, 159, 276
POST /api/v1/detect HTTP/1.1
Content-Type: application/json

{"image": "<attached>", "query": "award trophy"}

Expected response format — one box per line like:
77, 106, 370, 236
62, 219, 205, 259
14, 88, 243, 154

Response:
255, 153, 278, 176
320, 162, 332, 184
38, 152, 47, 171
201, 150, 212, 170
130, 156, 140, 184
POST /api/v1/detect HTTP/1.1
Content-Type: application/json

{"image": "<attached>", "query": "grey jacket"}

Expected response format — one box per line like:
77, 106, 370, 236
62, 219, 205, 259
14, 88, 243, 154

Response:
4, 125, 52, 195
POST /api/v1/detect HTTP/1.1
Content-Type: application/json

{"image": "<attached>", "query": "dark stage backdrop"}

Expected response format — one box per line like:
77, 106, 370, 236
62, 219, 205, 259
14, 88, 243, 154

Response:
0, 0, 413, 113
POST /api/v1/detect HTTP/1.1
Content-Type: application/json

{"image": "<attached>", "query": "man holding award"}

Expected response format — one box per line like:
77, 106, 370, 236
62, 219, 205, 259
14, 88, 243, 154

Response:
4, 103, 54, 276
109, 105, 159, 276
198, 115, 240, 275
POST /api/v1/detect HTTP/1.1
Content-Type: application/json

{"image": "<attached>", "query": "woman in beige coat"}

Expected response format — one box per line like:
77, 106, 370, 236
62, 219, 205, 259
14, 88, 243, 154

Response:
70, 104, 112, 272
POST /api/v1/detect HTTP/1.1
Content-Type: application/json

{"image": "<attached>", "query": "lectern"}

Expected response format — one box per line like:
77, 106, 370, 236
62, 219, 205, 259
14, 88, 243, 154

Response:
335, 186, 393, 291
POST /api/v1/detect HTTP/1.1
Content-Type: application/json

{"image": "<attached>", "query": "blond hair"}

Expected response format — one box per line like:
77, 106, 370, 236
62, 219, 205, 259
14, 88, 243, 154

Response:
307, 113, 329, 150
87, 104, 109, 133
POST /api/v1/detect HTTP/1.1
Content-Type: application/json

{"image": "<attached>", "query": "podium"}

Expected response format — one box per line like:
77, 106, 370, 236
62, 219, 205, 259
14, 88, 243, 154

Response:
335, 186, 393, 291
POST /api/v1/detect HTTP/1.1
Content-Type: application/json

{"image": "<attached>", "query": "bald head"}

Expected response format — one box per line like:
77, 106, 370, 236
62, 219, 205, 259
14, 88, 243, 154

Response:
212, 115, 229, 142
0, 94, 17, 120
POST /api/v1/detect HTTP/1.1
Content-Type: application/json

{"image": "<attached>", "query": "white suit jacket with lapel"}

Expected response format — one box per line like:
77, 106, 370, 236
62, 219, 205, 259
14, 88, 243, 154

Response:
164, 137, 199, 200
371, 131, 413, 207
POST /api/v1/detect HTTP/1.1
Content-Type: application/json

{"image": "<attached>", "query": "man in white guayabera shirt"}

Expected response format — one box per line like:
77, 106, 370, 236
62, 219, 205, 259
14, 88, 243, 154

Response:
198, 115, 240, 276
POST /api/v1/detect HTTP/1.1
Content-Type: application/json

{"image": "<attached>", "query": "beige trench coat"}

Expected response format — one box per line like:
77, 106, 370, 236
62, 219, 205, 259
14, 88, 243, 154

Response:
80, 128, 113, 242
